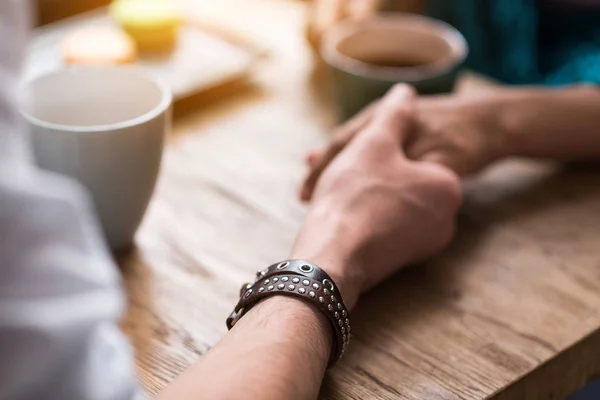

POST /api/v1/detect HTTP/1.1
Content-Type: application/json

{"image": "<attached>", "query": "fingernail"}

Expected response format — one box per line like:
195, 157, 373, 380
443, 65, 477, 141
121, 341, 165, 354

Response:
389, 84, 416, 102
299, 186, 309, 202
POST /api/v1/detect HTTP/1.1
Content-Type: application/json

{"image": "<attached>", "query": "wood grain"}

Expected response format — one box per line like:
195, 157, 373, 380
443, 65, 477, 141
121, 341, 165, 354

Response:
120, 1, 600, 399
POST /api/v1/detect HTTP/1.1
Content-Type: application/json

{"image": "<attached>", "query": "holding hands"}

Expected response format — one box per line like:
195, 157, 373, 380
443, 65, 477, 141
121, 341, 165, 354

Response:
292, 85, 462, 308
301, 87, 506, 202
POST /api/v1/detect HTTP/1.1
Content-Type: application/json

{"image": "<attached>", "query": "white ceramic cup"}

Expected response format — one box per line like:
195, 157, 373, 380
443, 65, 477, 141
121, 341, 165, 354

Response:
22, 66, 172, 250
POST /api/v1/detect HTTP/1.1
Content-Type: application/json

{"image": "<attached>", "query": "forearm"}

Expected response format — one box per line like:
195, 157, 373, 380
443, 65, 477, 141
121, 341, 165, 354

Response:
492, 85, 600, 160
157, 296, 332, 400
158, 216, 364, 400
159, 84, 455, 400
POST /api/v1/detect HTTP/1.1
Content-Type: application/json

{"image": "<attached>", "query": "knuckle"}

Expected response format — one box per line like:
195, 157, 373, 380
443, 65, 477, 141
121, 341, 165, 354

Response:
372, 85, 417, 132
442, 176, 463, 210
389, 83, 416, 97
381, 101, 414, 127
425, 165, 463, 209
382, 85, 416, 113
393, 103, 413, 119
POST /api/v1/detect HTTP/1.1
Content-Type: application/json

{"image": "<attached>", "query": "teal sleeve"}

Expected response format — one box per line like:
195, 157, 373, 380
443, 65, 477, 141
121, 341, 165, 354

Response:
427, 0, 600, 86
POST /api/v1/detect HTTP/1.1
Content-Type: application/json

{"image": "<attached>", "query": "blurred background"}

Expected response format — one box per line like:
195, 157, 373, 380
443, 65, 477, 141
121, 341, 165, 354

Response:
29, 1, 600, 399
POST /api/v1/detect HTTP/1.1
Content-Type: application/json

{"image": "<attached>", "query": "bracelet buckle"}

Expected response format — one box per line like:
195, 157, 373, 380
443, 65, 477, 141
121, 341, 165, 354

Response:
227, 306, 245, 328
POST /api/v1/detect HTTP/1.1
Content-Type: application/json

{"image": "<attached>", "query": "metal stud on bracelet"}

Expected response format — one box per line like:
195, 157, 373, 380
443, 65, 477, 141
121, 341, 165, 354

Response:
226, 260, 352, 367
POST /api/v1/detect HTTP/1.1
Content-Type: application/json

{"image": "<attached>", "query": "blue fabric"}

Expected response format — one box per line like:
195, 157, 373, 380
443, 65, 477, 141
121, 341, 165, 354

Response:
570, 378, 600, 399
428, 0, 600, 85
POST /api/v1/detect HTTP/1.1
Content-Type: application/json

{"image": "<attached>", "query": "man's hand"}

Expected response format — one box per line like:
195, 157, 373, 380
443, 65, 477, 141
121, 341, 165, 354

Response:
159, 85, 600, 400
158, 85, 463, 400
300, 90, 506, 202
292, 85, 462, 308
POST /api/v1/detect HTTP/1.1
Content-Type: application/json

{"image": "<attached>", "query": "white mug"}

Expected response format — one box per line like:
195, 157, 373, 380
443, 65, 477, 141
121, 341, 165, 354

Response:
22, 66, 172, 250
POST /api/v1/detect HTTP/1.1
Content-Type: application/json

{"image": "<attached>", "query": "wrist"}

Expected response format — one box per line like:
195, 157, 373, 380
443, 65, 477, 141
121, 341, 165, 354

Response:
292, 205, 365, 309
228, 259, 354, 368
480, 88, 543, 160
288, 250, 362, 310
467, 92, 515, 162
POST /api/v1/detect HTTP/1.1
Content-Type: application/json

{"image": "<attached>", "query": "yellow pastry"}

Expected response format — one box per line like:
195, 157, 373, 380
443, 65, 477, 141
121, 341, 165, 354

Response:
62, 26, 138, 65
110, 0, 182, 53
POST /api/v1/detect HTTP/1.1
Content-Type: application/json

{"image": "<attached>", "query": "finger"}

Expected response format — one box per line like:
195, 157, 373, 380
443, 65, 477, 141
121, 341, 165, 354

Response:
419, 152, 451, 167
300, 102, 379, 202
366, 84, 416, 147
306, 150, 323, 168
300, 129, 353, 202
341, 100, 379, 134
416, 161, 463, 213
302, 86, 416, 202
419, 151, 470, 176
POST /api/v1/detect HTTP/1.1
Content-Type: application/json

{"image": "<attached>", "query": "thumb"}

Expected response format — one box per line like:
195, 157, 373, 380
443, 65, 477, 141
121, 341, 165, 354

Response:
419, 151, 471, 177
367, 84, 416, 146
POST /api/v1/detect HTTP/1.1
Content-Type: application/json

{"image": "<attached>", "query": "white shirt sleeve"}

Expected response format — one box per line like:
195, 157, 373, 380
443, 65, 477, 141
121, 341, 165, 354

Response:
0, 1, 144, 399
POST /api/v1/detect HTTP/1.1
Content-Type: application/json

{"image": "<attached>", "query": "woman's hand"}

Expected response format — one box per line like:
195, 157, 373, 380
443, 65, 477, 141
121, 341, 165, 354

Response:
292, 85, 462, 308
300, 90, 507, 202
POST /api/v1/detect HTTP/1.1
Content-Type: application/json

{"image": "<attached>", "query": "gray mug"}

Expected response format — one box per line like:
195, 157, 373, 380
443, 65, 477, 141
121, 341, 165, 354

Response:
320, 13, 468, 120
22, 67, 171, 250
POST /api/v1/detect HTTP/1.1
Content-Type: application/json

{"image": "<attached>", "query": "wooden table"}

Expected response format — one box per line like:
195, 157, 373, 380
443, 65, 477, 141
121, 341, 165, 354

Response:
120, 1, 600, 399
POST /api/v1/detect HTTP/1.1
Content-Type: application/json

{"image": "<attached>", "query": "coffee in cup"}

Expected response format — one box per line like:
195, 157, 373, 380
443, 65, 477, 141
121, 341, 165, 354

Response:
320, 13, 468, 120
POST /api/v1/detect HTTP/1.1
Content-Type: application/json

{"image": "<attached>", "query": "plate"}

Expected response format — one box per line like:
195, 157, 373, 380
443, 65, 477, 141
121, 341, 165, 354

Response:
25, 7, 265, 105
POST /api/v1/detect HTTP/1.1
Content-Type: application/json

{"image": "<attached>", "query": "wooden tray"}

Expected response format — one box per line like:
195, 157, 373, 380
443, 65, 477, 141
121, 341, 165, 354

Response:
25, 7, 266, 108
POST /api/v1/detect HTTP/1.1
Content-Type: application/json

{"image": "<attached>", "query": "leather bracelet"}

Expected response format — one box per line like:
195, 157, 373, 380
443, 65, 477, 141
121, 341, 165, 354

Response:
227, 259, 352, 367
